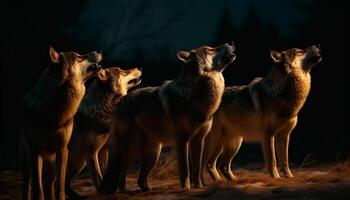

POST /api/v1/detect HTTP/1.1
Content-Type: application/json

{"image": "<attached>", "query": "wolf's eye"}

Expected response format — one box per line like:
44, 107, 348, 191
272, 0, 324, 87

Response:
296, 49, 305, 54
75, 55, 84, 62
206, 49, 215, 54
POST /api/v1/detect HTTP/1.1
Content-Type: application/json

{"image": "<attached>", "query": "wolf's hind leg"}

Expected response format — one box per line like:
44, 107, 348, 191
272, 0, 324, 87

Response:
100, 132, 134, 194
219, 137, 243, 182
262, 135, 280, 178
276, 119, 297, 178
65, 150, 86, 199
207, 143, 223, 182
137, 142, 162, 192
98, 145, 109, 175
87, 152, 103, 190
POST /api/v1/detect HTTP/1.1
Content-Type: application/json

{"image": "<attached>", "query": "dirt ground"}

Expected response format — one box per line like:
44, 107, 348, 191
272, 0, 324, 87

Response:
1, 158, 350, 200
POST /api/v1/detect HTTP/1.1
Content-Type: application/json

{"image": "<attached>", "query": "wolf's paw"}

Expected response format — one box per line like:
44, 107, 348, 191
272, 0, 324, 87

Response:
284, 170, 294, 178
208, 167, 222, 182
181, 178, 191, 190
219, 166, 238, 182
269, 167, 281, 178
272, 174, 281, 178
117, 184, 128, 194
140, 185, 152, 192
194, 181, 203, 188
226, 174, 238, 182
138, 179, 152, 192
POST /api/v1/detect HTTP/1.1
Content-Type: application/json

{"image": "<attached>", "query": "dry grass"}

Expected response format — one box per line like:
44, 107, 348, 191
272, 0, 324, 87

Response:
1, 152, 350, 200
151, 150, 178, 180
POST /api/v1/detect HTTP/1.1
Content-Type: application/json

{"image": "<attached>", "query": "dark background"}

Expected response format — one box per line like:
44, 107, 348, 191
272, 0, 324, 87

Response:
1, 0, 347, 170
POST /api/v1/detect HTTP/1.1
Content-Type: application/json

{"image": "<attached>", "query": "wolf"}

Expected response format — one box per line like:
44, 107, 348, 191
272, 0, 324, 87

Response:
202, 45, 322, 183
20, 47, 102, 200
65, 66, 142, 198
100, 42, 236, 194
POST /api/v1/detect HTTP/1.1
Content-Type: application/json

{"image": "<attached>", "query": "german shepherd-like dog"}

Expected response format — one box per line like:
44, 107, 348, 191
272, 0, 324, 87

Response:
202, 45, 322, 183
66, 67, 142, 198
20, 47, 102, 200
99, 42, 236, 194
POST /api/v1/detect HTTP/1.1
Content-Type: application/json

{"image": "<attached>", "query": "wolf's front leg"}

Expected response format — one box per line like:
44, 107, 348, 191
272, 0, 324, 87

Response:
276, 119, 297, 178
262, 135, 280, 178
190, 136, 205, 188
190, 122, 211, 188
56, 148, 68, 200
176, 137, 190, 190
43, 158, 56, 200
31, 155, 44, 200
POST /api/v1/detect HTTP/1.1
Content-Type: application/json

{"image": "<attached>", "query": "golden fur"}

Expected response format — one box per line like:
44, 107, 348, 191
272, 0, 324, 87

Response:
20, 47, 102, 200
202, 45, 322, 183
100, 42, 236, 193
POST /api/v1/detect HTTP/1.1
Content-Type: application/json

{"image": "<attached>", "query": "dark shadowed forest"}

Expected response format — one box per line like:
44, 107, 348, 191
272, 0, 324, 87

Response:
1, 0, 348, 199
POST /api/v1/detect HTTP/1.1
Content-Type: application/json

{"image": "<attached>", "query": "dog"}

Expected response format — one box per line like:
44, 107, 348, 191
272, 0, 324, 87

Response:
65, 66, 142, 198
20, 47, 102, 200
99, 42, 236, 194
202, 45, 322, 183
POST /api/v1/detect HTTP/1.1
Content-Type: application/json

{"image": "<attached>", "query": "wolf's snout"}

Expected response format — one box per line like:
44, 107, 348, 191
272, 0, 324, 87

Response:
312, 44, 321, 52
225, 41, 235, 49
88, 51, 103, 63
225, 41, 235, 55
229, 41, 235, 48
306, 45, 322, 66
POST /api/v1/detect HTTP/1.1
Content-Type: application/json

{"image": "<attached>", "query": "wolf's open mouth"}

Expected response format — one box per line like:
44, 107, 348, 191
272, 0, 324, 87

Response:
87, 64, 102, 72
223, 53, 236, 63
128, 78, 142, 85
215, 53, 236, 71
311, 52, 322, 63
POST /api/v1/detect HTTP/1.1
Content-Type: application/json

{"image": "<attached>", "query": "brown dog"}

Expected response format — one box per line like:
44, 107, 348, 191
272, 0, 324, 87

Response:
202, 45, 322, 183
20, 47, 102, 200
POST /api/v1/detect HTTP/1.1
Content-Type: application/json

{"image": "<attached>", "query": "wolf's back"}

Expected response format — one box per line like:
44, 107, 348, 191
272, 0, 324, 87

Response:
116, 86, 159, 117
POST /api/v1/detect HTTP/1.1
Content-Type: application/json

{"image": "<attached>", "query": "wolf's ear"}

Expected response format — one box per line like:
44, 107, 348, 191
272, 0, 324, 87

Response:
49, 46, 60, 63
270, 50, 283, 63
175, 51, 192, 64
97, 69, 108, 81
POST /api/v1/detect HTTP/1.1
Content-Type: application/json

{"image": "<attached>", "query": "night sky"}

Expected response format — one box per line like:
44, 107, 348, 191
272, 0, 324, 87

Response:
1, 0, 347, 170
60, 0, 308, 61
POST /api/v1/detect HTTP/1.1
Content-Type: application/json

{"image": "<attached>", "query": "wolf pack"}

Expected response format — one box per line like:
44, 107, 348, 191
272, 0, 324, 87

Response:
20, 42, 322, 199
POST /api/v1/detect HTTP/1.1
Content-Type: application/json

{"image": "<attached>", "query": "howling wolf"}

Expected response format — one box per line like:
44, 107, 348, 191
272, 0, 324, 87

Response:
66, 67, 142, 198
100, 42, 236, 194
20, 47, 102, 200
202, 45, 322, 183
